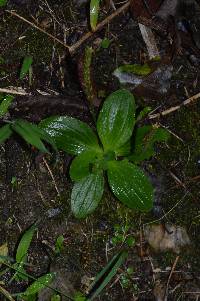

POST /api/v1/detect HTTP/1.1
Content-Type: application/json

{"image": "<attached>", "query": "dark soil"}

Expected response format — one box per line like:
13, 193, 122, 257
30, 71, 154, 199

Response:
0, 1, 200, 300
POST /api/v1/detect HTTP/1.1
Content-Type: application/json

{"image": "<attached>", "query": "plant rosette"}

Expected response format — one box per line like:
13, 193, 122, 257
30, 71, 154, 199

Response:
39, 89, 154, 218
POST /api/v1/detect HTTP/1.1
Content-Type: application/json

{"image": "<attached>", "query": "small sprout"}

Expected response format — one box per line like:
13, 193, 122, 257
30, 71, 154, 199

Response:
11, 176, 17, 187
55, 235, 64, 255
125, 236, 135, 247
20, 55, 33, 80
101, 38, 111, 49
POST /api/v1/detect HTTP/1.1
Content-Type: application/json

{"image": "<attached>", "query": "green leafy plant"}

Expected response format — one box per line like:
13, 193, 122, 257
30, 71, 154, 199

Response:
0, 225, 61, 300
0, 58, 55, 153
0, 224, 128, 300
129, 125, 170, 164
119, 266, 134, 289
39, 89, 169, 219
111, 224, 135, 247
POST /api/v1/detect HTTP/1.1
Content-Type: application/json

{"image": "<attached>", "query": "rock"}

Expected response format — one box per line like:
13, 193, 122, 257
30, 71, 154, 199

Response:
144, 223, 190, 253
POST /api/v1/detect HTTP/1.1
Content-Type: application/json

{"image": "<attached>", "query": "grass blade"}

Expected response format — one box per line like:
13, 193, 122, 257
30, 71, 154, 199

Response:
87, 250, 128, 300
16, 224, 37, 264
20, 56, 33, 80
0, 94, 14, 117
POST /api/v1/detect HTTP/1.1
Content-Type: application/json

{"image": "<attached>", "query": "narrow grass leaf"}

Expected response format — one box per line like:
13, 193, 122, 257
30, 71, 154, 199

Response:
87, 251, 128, 300
12, 119, 56, 153
90, 0, 100, 31
0, 124, 12, 144
22, 273, 55, 296
0, 94, 14, 117
16, 224, 37, 264
20, 56, 33, 80
55, 235, 64, 254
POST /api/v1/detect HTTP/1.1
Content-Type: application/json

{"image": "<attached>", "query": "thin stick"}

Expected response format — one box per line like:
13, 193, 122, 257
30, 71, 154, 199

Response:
0, 87, 28, 95
143, 191, 189, 227
165, 256, 180, 299
149, 92, 200, 119
42, 158, 60, 196
6, 10, 70, 51
69, 1, 130, 54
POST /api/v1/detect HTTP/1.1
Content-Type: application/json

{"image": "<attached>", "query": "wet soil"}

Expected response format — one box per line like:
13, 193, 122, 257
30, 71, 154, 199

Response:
0, 1, 200, 300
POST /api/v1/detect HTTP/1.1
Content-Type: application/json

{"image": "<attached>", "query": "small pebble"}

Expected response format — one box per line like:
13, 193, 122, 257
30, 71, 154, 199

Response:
46, 207, 61, 218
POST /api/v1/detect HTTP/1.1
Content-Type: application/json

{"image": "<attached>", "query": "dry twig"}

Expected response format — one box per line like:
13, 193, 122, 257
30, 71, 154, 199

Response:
149, 92, 200, 119
0, 87, 28, 95
165, 256, 180, 299
42, 158, 60, 196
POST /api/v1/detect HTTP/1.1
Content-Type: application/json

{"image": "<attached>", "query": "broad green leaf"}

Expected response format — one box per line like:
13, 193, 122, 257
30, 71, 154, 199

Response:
107, 160, 153, 211
0, 124, 12, 144
87, 251, 127, 300
115, 139, 131, 157
20, 56, 33, 80
70, 150, 102, 181
0, 0, 7, 7
90, 0, 100, 31
129, 125, 170, 164
114, 63, 151, 76
0, 94, 14, 117
97, 89, 135, 152
39, 116, 100, 155
12, 119, 56, 153
23, 273, 55, 296
71, 172, 104, 218
16, 224, 37, 264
